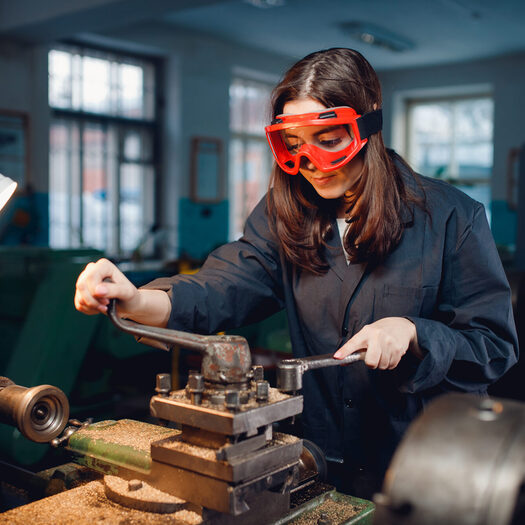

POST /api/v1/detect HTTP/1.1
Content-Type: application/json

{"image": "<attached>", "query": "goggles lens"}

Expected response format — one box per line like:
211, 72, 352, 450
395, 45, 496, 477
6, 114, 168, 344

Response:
265, 107, 382, 174
280, 123, 354, 155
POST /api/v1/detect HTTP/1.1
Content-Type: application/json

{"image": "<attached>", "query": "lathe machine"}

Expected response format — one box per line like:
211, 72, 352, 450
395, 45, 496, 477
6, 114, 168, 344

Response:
1, 301, 524, 525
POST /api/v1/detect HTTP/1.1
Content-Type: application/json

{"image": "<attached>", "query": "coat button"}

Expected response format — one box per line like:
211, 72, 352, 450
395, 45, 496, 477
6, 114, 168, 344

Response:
342, 327, 348, 336
344, 398, 353, 409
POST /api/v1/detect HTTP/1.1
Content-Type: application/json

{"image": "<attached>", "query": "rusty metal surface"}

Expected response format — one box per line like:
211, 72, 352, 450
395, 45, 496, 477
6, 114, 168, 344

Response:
151, 432, 302, 482
107, 300, 252, 385
150, 390, 303, 435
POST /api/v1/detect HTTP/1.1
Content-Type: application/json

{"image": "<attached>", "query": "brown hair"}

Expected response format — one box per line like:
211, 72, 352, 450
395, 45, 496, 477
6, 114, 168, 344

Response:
267, 48, 420, 274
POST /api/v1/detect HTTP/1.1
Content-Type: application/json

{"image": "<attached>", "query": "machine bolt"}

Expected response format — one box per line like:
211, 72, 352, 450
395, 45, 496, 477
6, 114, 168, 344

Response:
128, 479, 143, 491
255, 380, 269, 402
155, 374, 171, 397
252, 365, 264, 382
225, 390, 240, 412
317, 512, 333, 525
187, 372, 205, 405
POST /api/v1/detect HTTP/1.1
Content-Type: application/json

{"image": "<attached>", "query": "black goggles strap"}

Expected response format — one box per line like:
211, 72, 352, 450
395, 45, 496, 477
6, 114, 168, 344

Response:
356, 109, 383, 140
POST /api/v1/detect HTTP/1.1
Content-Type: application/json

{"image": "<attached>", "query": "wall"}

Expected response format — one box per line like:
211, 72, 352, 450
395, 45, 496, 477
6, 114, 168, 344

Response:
107, 22, 290, 259
378, 52, 525, 248
5, 23, 523, 256
0, 25, 290, 258
0, 41, 49, 245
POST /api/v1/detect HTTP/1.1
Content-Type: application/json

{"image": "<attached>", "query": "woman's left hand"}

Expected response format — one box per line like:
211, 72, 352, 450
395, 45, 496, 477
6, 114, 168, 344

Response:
333, 317, 420, 370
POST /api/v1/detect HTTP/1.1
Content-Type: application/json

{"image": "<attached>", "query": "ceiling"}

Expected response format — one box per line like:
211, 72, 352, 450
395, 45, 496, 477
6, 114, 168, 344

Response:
161, 0, 525, 70
1, 0, 525, 71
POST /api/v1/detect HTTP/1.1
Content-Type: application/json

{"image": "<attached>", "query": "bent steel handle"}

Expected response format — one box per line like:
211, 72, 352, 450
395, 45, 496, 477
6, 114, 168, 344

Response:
277, 351, 365, 392
106, 299, 245, 354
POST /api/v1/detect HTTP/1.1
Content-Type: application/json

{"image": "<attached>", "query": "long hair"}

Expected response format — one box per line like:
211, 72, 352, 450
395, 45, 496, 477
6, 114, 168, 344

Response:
266, 48, 419, 274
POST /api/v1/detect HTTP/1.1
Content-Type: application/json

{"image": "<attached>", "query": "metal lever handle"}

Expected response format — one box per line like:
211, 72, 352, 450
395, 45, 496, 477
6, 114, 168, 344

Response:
107, 299, 211, 352
106, 299, 247, 353
277, 351, 365, 392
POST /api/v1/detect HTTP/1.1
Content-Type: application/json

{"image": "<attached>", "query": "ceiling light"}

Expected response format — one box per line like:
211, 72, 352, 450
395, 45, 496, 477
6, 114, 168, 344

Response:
340, 22, 415, 53
0, 174, 17, 211
243, 0, 285, 8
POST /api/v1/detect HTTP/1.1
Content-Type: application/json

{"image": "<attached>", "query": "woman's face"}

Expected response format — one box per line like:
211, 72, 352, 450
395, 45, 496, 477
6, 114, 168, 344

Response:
282, 98, 364, 202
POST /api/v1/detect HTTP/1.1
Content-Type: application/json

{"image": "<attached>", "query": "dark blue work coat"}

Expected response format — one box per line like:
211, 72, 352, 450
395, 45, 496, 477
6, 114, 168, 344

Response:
145, 166, 518, 477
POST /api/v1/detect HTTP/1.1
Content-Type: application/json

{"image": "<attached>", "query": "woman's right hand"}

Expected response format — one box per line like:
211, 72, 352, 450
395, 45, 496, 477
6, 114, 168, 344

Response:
74, 258, 139, 316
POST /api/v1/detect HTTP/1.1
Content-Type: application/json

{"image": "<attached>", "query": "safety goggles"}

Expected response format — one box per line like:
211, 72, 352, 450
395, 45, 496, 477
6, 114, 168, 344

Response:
265, 107, 382, 174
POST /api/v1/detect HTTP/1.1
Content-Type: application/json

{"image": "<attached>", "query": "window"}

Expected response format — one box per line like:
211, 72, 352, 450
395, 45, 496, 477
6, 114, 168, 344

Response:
406, 95, 494, 218
48, 45, 158, 257
229, 76, 273, 240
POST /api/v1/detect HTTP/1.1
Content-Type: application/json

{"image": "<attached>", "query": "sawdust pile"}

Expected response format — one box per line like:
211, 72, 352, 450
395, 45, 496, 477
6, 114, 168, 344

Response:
77, 420, 179, 451
0, 480, 202, 525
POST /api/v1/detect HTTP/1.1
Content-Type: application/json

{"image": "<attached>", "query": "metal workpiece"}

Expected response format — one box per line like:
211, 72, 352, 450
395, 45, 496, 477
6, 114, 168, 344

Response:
146, 459, 299, 516
373, 393, 525, 525
107, 300, 252, 385
0, 377, 69, 443
150, 389, 303, 436
151, 431, 302, 483
277, 351, 365, 392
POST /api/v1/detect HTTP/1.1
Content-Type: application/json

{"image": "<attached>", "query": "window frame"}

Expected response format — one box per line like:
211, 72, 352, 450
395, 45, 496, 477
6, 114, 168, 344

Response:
48, 43, 163, 258
228, 74, 274, 241
404, 92, 494, 187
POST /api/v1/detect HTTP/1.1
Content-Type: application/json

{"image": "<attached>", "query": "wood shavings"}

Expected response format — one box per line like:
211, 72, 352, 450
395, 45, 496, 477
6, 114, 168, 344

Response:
0, 480, 202, 525
287, 496, 363, 524
77, 420, 179, 451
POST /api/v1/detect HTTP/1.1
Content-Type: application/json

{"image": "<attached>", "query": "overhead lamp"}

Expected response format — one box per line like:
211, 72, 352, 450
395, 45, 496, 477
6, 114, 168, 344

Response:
340, 21, 415, 53
0, 174, 17, 211
243, 0, 285, 8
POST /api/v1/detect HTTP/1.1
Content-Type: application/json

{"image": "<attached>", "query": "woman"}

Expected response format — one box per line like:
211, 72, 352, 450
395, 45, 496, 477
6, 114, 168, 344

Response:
75, 48, 518, 498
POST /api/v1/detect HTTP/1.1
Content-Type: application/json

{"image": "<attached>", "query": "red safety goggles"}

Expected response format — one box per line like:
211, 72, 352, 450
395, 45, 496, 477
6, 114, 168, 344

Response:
265, 107, 382, 174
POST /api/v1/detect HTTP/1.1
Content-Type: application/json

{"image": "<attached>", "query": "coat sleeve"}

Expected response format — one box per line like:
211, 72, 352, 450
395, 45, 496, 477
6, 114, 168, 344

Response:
142, 197, 285, 335
404, 203, 518, 393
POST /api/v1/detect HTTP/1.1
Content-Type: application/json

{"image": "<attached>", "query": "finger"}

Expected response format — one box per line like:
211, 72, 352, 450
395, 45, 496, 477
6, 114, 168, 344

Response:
364, 338, 381, 369
333, 328, 370, 359
74, 294, 101, 315
378, 350, 391, 370
94, 280, 132, 301
387, 352, 402, 370
82, 259, 121, 293
74, 282, 104, 312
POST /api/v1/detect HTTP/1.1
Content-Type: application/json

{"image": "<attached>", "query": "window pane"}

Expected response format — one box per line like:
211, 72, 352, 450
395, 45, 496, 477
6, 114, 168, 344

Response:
406, 95, 493, 223
229, 137, 270, 240
49, 45, 158, 257
49, 50, 72, 108
82, 56, 111, 114
48, 47, 155, 120
408, 97, 493, 181
229, 79, 271, 135
120, 164, 155, 254
409, 103, 452, 178
49, 120, 81, 248
229, 76, 273, 241
119, 63, 144, 118
82, 124, 111, 250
